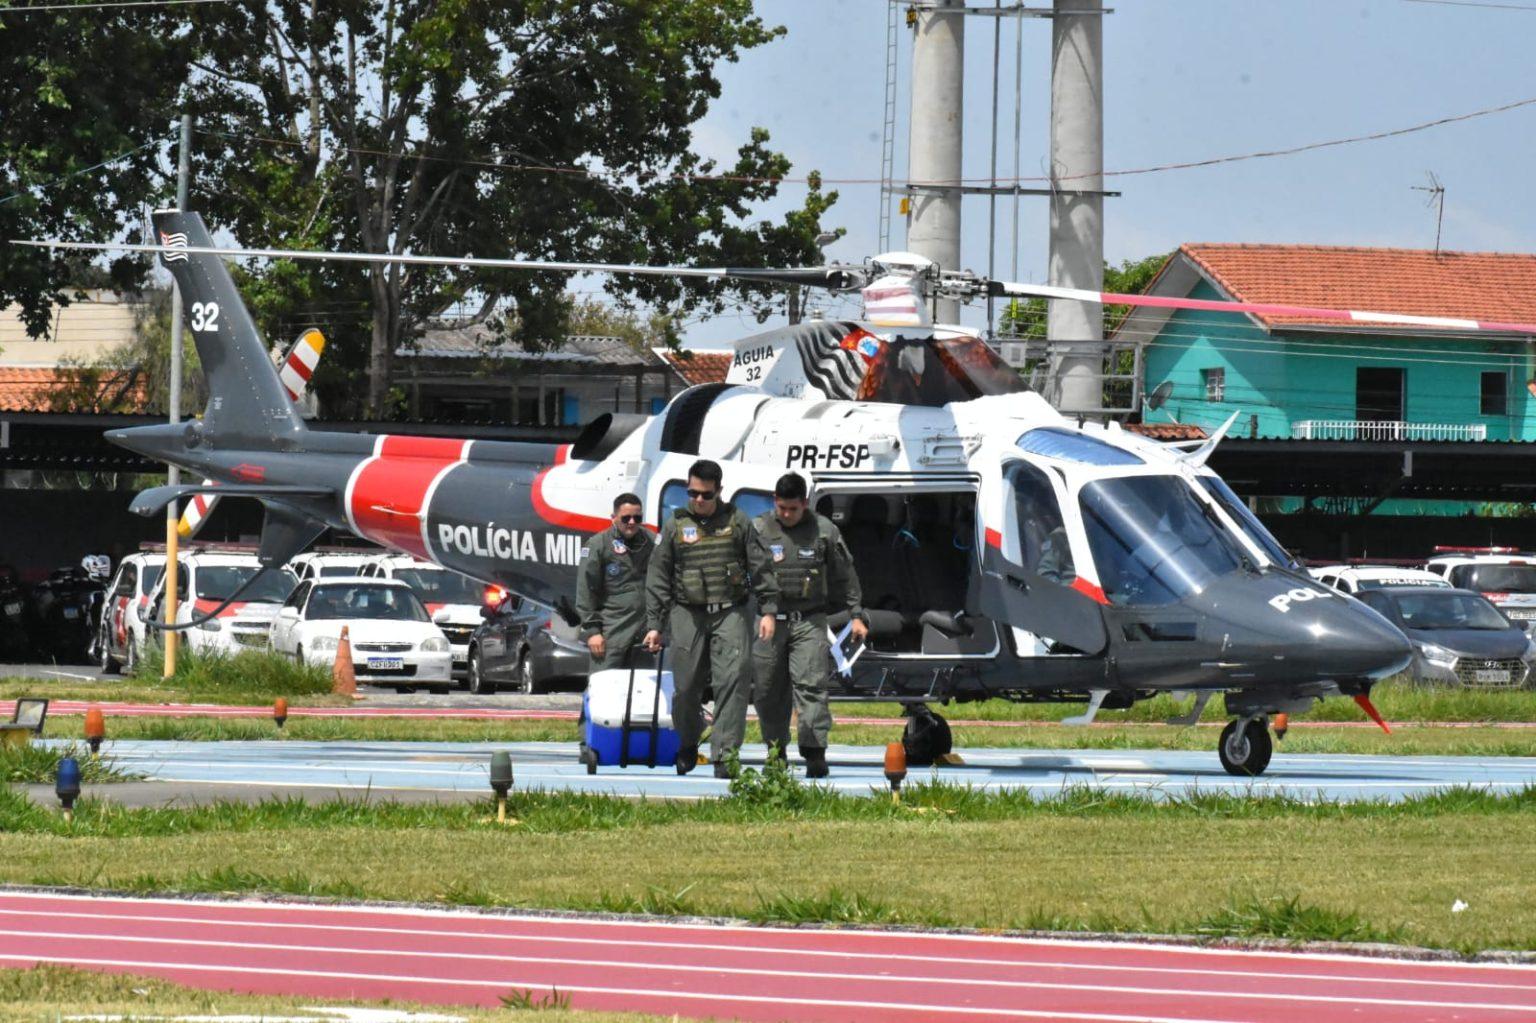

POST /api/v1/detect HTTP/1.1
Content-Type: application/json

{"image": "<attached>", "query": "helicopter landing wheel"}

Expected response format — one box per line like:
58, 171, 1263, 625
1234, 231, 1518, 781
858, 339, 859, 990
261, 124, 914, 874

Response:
1218, 717, 1273, 777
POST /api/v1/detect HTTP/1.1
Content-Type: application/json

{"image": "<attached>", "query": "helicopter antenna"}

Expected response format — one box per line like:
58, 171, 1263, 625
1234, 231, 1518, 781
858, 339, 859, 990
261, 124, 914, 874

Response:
1411, 172, 1446, 253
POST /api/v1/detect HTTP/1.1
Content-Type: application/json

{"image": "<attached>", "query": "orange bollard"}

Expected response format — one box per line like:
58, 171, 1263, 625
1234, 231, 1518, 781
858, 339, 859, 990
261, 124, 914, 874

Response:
883, 741, 908, 805
83, 706, 105, 755
331, 626, 357, 697
273, 697, 288, 729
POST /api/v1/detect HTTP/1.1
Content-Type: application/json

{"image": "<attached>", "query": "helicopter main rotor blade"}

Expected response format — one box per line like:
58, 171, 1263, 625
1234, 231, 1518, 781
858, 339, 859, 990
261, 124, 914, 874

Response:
989, 278, 1536, 336
11, 239, 866, 291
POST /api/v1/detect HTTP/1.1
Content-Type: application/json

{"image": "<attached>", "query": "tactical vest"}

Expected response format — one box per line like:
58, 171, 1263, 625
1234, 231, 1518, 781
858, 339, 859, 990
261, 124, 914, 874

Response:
757, 514, 829, 611
671, 504, 750, 606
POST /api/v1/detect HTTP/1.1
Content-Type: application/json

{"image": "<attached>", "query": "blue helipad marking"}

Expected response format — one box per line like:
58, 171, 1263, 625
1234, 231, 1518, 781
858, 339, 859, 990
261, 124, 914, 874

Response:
54, 739, 1536, 802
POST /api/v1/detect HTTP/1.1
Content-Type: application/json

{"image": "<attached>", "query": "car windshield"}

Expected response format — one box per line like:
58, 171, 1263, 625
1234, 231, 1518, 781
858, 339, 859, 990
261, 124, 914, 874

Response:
392, 568, 484, 604
318, 564, 366, 577
306, 584, 429, 622
1449, 564, 1536, 594
1393, 591, 1510, 631
196, 566, 296, 603
1196, 475, 1299, 569
1079, 475, 1247, 607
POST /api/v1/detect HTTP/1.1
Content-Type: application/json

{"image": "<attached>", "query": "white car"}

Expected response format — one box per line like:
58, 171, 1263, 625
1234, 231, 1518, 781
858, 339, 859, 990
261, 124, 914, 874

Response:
145, 550, 297, 655
358, 554, 489, 680
288, 549, 382, 584
1309, 564, 1452, 595
1424, 548, 1536, 622
269, 577, 453, 692
97, 551, 166, 673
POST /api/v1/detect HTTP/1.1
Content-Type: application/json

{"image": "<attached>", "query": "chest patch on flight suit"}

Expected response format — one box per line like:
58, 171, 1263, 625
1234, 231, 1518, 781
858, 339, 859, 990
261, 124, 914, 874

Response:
770, 544, 785, 563
606, 562, 623, 577
612, 538, 628, 555
798, 547, 817, 560
680, 526, 699, 544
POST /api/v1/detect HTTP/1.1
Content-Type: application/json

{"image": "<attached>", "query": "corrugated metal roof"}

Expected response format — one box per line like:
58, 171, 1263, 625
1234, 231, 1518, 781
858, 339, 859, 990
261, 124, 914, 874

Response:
398, 324, 657, 366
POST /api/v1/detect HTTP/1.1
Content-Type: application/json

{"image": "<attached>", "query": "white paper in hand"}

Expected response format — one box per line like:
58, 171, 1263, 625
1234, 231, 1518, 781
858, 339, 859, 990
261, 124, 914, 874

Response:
828, 621, 866, 677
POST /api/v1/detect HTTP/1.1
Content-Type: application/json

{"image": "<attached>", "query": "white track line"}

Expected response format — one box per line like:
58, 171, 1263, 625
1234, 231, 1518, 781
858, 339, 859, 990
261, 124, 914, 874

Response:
0, 952, 1391, 1023
6, 926, 1536, 1012
0, 907, 1527, 992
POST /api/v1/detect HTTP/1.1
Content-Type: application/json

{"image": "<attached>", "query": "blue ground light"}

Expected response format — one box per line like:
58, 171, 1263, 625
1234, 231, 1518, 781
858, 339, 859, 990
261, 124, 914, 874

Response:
50, 739, 1536, 803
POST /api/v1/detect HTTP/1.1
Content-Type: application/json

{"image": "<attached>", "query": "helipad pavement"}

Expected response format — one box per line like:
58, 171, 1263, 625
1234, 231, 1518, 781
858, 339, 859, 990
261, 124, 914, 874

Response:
51, 738, 1536, 802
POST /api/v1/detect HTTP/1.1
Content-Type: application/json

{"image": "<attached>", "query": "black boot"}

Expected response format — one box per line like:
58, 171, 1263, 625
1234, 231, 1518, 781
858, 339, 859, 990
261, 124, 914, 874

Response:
799, 745, 829, 779
713, 759, 736, 780
676, 746, 698, 775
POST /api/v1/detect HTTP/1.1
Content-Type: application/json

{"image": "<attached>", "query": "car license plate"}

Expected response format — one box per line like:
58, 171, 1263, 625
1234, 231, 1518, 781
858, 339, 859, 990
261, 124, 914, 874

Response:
1474, 668, 1511, 683
2, 602, 19, 617
62, 607, 79, 620
367, 657, 404, 670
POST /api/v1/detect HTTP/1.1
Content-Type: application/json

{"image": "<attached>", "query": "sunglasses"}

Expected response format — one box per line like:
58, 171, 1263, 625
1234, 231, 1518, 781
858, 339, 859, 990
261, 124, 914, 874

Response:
618, 514, 643, 524
686, 488, 717, 500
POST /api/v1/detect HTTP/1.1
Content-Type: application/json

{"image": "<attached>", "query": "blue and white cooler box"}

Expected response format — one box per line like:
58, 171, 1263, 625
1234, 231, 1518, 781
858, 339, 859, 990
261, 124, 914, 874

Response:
582, 667, 680, 767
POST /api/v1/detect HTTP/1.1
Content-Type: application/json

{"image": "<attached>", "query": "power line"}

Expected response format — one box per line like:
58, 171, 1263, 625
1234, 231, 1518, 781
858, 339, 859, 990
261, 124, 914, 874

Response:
0, 136, 167, 205
0, 0, 244, 12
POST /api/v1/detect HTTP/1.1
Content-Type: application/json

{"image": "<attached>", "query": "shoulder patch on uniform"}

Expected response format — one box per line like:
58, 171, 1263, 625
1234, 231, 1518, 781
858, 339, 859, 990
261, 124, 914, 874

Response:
579, 547, 591, 560
681, 525, 699, 544
770, 544, 785, 563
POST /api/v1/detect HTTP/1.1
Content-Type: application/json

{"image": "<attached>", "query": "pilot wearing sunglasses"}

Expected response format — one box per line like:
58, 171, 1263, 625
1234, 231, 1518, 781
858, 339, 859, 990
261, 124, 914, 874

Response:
644, 458, 780, 777
576, 492, 654, 671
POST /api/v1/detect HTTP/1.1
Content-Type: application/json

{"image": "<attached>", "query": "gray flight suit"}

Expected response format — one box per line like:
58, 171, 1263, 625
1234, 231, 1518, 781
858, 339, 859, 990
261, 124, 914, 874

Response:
645, 501, 778, 763
575, 524, 654, 671
751, 511, 864, 751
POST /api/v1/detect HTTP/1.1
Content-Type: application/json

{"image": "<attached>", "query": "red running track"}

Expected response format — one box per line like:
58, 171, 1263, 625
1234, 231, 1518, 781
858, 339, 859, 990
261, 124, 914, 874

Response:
0, 891, 1533, 1022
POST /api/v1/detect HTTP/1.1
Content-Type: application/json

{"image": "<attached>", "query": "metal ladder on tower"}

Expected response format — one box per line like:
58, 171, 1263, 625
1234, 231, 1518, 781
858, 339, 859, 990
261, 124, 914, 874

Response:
877, 0, 900, 253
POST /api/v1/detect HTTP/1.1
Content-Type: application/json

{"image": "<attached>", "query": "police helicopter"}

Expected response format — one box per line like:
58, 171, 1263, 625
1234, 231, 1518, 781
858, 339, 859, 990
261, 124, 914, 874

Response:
31, 208, 1511, 777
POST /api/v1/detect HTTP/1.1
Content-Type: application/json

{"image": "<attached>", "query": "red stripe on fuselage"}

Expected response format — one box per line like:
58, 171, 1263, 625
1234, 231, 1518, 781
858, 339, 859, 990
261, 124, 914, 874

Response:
347, 435, 470, 560
984, 527, 1003, 550
1071, 577, 1109, 604
531, 445, 615, 534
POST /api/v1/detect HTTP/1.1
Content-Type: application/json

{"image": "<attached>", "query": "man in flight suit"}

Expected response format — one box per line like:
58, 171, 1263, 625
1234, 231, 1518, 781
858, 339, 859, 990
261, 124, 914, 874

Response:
751, 472, 867, 778
575, 492, 653, 670
643, 459, 778, 778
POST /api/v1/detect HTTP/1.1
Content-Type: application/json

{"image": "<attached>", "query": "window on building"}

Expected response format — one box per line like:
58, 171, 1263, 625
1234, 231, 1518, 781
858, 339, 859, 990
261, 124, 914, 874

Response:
1202, 367, 1225, 402
1481, 372, 1508, 416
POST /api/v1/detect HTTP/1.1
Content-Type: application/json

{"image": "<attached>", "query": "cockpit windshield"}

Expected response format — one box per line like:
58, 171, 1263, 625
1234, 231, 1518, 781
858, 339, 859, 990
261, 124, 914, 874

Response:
1196, 475, 1299, 570
1079, 475, 1247, 607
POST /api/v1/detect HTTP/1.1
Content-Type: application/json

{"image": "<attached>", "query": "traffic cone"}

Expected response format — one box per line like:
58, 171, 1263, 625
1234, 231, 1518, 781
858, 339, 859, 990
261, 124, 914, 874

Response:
331, 626, 357, 697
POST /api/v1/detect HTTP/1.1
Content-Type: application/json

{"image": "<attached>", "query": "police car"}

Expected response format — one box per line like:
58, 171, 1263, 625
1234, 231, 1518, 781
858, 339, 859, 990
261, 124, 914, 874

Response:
357, 554, 491, 680
1423, 547, 1536, 623
1309, 564, 1452, 595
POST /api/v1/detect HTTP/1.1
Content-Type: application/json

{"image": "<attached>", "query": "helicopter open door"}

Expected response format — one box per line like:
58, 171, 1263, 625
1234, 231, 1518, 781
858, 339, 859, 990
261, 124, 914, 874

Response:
975, 460, 1110, 657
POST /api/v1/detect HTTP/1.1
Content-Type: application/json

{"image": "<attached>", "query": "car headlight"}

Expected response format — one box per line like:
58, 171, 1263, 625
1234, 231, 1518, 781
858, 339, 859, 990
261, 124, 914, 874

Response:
1418, 642, 1457, 669
420, 636, 449, 653
310, 635, 339, 653
198, 620, 224, 632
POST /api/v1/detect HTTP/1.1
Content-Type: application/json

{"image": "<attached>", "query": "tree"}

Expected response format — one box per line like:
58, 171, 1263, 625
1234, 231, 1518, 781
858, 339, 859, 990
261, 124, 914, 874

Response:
999, 252, 1170, 340
0, 6, 195, 334
183, 0, 838, 416
42, 288, 206, 414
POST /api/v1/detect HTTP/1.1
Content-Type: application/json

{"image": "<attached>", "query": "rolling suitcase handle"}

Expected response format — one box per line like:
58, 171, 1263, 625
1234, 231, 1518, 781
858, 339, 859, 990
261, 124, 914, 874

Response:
618, 644, 639, 769
647, 644, 665, 769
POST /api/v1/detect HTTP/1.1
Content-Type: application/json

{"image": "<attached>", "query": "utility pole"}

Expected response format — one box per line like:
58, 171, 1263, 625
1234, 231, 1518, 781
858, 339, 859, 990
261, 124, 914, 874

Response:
162, 112, 192, 679
1046, 0, 1105, 415
906, 0, 965, 324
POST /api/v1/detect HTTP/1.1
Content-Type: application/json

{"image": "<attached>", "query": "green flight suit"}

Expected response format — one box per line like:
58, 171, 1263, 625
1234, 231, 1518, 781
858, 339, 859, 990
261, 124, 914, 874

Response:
645, 501, 778, 762
575, 524, 654, 671
751, 511, 864, 749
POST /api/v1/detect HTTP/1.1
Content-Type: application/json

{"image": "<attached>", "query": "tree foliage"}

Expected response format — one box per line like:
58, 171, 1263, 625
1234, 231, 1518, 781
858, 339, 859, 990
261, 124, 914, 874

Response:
2, 1, 839, 417
999, 252, 1171, 341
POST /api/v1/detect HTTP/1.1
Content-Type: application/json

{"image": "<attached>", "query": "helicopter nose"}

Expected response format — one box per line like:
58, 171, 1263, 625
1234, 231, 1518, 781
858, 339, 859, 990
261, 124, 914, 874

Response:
1193, 573, 1411, 684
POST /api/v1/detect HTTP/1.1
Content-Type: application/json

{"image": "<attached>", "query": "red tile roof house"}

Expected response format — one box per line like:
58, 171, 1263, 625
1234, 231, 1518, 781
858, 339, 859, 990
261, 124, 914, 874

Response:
1119, 244, 1536, 443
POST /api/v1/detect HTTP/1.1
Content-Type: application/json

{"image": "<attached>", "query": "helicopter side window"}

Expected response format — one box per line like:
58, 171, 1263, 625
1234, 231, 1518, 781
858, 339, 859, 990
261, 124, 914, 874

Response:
1006, 461, 1075, 585
1080, 475, 1245, 608
660, 480, 688, 519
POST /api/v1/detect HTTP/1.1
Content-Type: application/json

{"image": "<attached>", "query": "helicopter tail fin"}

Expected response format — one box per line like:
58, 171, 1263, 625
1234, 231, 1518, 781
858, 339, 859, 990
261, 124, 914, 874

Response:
149, 209, 307, 450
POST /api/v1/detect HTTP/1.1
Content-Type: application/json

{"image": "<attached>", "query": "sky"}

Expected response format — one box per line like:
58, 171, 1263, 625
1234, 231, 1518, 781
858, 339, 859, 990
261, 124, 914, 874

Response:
678, 0, 1536, 346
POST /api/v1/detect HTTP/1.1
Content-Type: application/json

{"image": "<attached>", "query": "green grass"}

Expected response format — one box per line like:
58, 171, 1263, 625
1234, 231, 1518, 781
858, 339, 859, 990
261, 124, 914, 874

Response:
0, 741, 125, 784
0, 963, 667, 1021
2, 779, 1535, 951
0, 648, 345, 706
